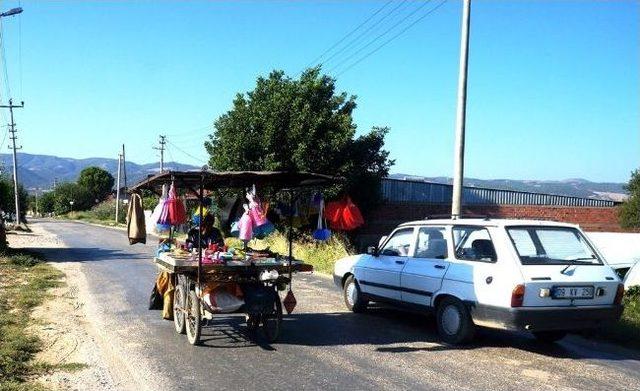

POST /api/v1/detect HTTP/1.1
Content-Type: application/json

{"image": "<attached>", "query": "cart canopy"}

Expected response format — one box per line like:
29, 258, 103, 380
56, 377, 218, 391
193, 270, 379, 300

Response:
129, 170, 338, 193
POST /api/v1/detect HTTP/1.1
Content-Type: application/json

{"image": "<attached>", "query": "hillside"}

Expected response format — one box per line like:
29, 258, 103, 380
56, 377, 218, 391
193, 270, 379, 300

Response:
0, 153, 628, 201
389, 174, 628, 202
0, 153, 200, 190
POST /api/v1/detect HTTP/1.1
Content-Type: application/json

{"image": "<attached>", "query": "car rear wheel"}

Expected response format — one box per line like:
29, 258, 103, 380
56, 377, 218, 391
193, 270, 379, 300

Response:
343, 275, 368, 313
436, 297, 475, 344
533, 330, 567, 343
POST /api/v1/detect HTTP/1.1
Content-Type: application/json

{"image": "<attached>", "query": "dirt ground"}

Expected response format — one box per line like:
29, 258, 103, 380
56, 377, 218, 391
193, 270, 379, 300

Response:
8, 225, 124, 391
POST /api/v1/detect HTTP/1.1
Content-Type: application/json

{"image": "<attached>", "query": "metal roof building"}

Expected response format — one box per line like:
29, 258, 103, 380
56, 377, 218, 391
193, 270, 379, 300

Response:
381, 178, 619, 207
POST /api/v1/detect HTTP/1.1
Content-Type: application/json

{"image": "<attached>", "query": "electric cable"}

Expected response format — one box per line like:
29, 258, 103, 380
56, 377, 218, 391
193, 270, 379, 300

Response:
328, 0, 436, 74
318, 0, 409, 70
166, 140, 208, 165
303, 0, 393, 70
334, 0, 449, 77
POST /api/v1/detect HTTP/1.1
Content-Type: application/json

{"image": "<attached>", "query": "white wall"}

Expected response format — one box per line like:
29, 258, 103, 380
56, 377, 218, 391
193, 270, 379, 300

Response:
586, 232, 640, 269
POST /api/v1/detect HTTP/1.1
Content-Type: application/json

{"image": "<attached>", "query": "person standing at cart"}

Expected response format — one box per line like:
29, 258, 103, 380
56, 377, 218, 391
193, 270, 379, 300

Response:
187, 212, 225, 249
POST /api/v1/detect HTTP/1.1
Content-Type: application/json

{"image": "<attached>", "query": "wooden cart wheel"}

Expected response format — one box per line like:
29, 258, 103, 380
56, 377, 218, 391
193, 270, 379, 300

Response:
262, 294, 283, 343
186, 290, 202, 345
173, 284, 186, 334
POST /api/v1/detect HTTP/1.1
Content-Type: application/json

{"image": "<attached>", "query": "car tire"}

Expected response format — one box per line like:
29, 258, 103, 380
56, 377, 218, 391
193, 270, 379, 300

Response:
532, 330, 567, 343
343, 275, 368, 313
436, 296, 475, 344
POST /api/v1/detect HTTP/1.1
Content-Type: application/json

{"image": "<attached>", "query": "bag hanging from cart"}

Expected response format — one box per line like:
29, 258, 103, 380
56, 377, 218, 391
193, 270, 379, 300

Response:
150, 184, 169, 225
313, 198, 331, 241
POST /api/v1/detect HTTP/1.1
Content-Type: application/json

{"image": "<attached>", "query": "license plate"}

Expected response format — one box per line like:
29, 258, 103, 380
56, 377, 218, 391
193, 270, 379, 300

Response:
552, 286, 594, 299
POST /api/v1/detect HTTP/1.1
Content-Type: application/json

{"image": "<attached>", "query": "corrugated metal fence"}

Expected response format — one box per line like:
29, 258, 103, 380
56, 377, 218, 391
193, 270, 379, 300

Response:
381, 179, 618, 207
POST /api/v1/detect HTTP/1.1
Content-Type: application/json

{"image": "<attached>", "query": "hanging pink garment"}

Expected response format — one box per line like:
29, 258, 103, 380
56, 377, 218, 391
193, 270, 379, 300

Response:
238, 212, 254, 241
248, 200, 268, 226
166, 183, 187, 225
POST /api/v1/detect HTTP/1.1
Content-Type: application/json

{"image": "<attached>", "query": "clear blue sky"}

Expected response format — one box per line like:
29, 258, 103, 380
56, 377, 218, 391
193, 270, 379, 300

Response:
0, 0, 637, 182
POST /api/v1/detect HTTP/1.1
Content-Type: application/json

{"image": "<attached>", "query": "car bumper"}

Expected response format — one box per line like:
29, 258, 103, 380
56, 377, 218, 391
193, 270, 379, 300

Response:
470, 304, 624, 332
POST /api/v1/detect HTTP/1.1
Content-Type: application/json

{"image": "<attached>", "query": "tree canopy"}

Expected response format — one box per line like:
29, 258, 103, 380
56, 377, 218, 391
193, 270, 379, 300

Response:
0, 176, 28, 218
619, 169, 640, 228
52, 183, 92, 215
204, 67, 394, 212
77, 166, 115, 203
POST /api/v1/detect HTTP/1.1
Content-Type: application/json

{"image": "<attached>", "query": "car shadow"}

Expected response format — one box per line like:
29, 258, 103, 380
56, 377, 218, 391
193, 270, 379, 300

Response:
187, 304, 640, 361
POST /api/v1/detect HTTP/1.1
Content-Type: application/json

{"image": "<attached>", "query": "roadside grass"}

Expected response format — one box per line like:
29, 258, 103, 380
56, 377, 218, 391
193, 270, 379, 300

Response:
0, 249, 84, 390
226, 231, 353, 275
57, 199, 127, 228
597, 286, 640, 350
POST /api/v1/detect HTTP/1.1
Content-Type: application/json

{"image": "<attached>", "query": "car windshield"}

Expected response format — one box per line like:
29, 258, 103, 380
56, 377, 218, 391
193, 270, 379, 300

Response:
506, 226, 602, 265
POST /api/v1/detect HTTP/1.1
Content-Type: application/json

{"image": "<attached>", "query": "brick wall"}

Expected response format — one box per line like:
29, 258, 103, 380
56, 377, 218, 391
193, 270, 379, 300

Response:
354, 202, 631, 250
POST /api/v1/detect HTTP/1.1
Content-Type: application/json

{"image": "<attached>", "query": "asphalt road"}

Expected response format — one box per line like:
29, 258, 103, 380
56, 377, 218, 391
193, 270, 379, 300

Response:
33, 220, 640, 391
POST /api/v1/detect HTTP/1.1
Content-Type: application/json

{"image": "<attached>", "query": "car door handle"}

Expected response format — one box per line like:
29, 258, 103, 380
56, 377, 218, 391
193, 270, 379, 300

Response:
395, 260, 405, 265
434, 265, 446, 269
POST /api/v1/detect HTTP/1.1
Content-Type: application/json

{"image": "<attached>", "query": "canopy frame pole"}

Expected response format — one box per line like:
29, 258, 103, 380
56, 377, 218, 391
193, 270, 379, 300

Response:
288, 191, 294, 286
197, 174, 204, 289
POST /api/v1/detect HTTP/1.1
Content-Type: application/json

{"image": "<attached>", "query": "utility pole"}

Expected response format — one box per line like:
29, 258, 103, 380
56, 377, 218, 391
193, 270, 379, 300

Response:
153, 135, 167, 172
122, 144, 127, 191
115, 152, 122, 224
451, 0, 471, 219
1, 99, 25, 224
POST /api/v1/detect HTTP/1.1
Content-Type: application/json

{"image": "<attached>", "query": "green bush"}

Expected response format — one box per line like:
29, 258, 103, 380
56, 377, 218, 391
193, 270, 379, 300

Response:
225, 231, 353, 275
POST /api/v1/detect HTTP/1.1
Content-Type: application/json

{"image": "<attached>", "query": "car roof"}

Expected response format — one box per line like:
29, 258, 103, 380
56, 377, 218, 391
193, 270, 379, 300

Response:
397, 218, 579, 229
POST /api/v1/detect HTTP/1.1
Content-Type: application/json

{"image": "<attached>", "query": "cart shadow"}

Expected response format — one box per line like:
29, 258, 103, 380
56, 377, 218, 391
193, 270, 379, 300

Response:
27, 247, 150, 263
276, 306, 640, 362
198, 315, 277, 351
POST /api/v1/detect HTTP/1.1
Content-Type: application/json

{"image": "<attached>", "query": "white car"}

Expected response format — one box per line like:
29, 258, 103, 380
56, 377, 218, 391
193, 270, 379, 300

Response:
624, 261, 640, 290
334, 218, 624, 344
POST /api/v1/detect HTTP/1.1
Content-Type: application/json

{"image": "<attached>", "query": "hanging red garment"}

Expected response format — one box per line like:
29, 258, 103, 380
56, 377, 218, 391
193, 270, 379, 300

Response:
324, 199, 345, 230
342, 197, 364, 230
324, 196, 364, 231
166, 183, 187, 225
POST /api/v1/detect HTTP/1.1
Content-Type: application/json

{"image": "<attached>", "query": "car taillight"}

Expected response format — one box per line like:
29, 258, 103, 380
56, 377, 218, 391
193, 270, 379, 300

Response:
511, 284, 525, 307
614, 283, 625, 305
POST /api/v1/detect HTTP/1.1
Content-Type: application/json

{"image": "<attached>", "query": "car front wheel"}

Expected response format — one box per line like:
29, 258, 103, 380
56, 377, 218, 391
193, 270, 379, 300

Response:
436, 296, 475, 344
343, 275, 368, 313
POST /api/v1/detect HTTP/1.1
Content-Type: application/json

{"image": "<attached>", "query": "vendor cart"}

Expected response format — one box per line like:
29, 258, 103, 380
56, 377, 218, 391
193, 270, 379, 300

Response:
129, 170, 336, 345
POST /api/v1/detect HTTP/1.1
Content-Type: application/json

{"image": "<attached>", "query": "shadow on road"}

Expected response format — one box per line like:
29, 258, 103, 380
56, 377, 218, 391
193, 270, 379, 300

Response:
29, 247, 149, 263
185, 305, 640, 362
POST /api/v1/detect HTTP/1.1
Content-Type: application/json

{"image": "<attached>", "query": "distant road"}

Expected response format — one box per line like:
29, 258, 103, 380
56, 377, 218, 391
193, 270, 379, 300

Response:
33, 220, 640, 391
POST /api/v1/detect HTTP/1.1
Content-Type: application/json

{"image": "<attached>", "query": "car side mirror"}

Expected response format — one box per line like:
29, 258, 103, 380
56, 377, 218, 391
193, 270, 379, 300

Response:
367, 246, 378, 256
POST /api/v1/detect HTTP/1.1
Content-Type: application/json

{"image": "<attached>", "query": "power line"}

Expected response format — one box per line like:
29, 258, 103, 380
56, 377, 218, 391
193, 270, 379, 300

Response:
164, 123, 213, 137
18, 0, 22, 98
303, 0, 393, 70
0, 18, 11, 100
335, 0, 449, 77
166, 140, 208, 165
317, 0, 409, 71
329, 0, 436, 75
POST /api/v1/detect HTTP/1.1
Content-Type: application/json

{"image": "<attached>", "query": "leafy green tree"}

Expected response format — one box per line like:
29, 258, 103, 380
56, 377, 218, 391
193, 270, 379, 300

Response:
77, 166, 115, 204
204, 67, 394, 213
52, 183, 92, 215
620, 169, 640, 228
0, 176, 29, 219
39, 191, 55, 214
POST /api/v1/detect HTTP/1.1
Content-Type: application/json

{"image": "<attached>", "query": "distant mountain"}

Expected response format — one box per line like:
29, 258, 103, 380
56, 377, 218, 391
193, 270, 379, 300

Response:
0, 153, 628, 202
0, 153, 200, 190
388, 174, 628, 202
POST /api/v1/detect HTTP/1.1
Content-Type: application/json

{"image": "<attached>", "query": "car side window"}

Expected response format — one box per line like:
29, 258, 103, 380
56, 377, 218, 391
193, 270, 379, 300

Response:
414, 227, 448, 259
452, 226, 497, 262
379, 228, 414, 257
